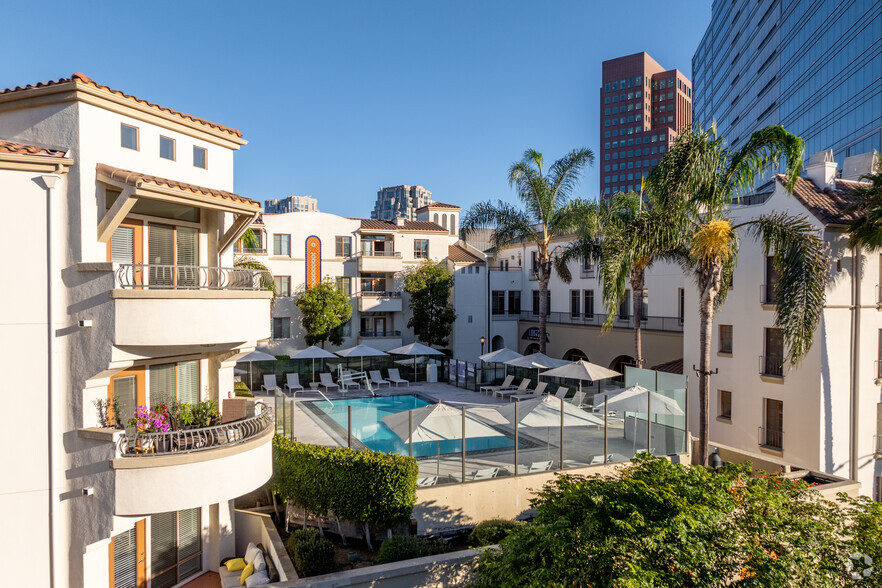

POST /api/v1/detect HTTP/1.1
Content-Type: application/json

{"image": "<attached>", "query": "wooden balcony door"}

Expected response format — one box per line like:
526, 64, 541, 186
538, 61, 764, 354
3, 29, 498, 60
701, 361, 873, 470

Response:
109, 519, 146, 588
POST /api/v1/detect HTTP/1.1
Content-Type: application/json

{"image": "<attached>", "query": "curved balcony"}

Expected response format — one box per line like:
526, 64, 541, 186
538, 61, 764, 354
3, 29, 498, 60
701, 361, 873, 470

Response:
357, 251, 403, 273
111, 405, 274, 516
358, 291, 403, 312
115, 263, 271, 291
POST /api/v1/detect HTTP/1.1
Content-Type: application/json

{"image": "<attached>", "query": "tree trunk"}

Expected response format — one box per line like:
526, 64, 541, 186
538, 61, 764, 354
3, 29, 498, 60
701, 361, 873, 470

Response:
696, 263, 721, 467
631, 268, 645, 368
538, 272, 549, 354
363, 522, 373, 551
336, 517, 347, 546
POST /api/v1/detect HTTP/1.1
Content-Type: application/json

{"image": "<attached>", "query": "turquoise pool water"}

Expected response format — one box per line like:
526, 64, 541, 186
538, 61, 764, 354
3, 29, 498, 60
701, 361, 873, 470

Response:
310, 395, 517, 457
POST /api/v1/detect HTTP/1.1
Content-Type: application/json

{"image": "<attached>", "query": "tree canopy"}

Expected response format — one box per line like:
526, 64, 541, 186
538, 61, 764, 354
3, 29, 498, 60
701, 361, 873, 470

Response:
403, 261, 456, 348
472, 454, 880, 587
295, 280, 353, 348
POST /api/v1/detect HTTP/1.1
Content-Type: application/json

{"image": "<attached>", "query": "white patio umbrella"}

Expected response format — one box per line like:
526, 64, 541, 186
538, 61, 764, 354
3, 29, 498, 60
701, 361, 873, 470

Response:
504, 352, 571, 382
479, 348, 523, 364
539, 360, 621, 392
334, 344, 388, 372
382, 402, 505, 476
497, 396, 604, 459
292, 345, 338, 382
235, 350, 277, 390
387, 342, 445, 382
594, 384, 685, 455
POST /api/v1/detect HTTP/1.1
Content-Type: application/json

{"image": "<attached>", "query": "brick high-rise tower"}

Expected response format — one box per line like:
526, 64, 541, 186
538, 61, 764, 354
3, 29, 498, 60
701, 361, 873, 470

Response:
599, 52, 692, 199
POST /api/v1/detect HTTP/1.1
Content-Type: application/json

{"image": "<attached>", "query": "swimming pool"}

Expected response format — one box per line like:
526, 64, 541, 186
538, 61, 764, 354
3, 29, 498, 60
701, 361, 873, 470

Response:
308, 394, 518, 457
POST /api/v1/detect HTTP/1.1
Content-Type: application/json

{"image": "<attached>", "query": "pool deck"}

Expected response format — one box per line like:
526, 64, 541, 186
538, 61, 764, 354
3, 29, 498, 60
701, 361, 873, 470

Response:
257, 381, 674, 482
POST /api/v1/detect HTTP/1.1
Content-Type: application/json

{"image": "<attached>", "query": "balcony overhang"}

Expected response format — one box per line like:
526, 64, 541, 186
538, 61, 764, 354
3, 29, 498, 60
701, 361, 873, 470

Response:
96, 163, 260, 253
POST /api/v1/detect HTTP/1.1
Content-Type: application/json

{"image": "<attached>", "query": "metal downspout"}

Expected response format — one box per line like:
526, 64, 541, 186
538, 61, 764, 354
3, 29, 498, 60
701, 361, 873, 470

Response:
850, 246, 861, 482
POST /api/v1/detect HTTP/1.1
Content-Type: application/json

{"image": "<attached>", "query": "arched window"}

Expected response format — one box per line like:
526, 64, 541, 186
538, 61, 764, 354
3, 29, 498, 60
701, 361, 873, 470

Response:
609, 355, 636, 382
525, 343, 540, 354
491, 335, 504, 351
563, 348, 588, 362
433, 213, 439, 224
442, 214, 448, 229
449, 215, 456, 235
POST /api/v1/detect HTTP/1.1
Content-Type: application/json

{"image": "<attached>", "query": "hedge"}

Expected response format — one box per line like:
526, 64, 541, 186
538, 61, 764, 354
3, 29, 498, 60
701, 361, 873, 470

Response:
271, 436, 419, 547
469, 519, 525, 547
375, 536, 449, 565
288, 528, 336, 577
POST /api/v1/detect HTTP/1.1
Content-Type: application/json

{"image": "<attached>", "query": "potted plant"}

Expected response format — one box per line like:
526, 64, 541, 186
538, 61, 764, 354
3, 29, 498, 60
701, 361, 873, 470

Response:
128, 405, 172, 452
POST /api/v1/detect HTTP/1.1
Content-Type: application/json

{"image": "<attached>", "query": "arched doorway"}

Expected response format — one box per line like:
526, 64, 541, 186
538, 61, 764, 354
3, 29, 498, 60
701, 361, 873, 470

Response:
609, 355, 636, 382
491, 335, 504, 351
525, 343, 540, 354
563, 348, 588, 362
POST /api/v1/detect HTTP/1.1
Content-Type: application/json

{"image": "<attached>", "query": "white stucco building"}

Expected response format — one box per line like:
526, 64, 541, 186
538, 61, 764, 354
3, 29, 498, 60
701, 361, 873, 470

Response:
0, 73, 273, 587
683, 150, 882, 499
253, 202, 481, 356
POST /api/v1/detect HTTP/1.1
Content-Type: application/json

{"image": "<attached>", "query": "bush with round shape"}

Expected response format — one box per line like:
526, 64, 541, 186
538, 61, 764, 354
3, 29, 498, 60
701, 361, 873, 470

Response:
375, 536, 449, 565
288, 528, 335, 577
468, 519, 525, 547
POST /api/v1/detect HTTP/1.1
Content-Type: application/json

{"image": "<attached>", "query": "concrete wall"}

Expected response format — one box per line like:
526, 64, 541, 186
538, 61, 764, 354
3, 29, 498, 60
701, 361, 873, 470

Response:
451, 261, 488, 361
234, 509, 296, 582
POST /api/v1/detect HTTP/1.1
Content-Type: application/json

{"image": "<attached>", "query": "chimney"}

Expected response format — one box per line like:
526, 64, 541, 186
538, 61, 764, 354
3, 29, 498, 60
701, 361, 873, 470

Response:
841, 150, 879, 181
394, 214, 406, 227
804, 149, 837, 190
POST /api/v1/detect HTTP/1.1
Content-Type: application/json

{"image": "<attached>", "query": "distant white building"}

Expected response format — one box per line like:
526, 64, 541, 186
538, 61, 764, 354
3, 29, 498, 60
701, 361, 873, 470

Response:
264, 194, 318, 214
0, 73, 273, 587
683, 150, 882, 499
254, 204, 479, 355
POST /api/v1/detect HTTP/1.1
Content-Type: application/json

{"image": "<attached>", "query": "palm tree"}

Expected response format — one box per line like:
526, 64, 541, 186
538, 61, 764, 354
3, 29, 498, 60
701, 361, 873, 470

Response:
845, 160, 882, 250
558, 186, 680, 368
461, 148, 594, 354
646, 124, 829, 466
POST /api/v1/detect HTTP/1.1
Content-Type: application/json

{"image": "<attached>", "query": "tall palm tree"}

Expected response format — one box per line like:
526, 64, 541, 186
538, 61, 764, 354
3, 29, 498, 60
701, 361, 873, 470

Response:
646, 124, 829, 466
845, 160, 882, 250
558, 186, 681, 368
461, 148, 594, 354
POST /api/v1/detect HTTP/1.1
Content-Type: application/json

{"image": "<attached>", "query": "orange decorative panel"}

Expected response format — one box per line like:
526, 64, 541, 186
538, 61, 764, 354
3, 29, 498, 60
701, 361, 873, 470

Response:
305, 236, 321, 289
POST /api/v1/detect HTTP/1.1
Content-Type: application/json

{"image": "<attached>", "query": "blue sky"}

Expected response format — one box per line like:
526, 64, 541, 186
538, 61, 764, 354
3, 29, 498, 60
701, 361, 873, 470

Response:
5, 1, 711, 216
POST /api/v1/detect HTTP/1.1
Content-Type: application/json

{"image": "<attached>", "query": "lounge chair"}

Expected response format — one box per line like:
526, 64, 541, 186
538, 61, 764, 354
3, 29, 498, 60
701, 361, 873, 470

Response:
554, 386, 569, 399
417, 476, 438, 487
590, 455, 605, 465
569, 391, 586, 408
510, 381, 547, 402
494, 378, 530, 399
284, 373, 304, 394
471, 467, 499, 480
387, 368, 409, 387
260, 374, 279, 395
318, 372, 340, 392
338, 377, 360, 391
527, 460, 553, 473
369, 370, 391, 388
479, 375, 514, 395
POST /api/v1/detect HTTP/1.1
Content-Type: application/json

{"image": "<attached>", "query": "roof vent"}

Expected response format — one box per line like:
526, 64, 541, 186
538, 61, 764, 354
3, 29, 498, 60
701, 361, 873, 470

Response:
393, 214, 406, 227
805, 149, 836, 190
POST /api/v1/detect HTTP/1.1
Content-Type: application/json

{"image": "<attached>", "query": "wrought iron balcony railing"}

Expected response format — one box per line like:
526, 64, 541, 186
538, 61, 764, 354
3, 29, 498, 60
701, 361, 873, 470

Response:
358, 291, 402, 297
516, 311, 683, 333
358, 330, 402, 338
759, 354, 784, 377
357, 250, 402, 258
115, 263, 272, 291
758, 426, 783, 450
117, 404, 272, 457
233, 246, 267, 254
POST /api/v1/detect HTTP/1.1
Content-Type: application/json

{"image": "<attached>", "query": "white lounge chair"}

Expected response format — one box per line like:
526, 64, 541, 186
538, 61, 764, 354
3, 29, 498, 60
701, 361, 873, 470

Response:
387, 368, 409, 387
527, 460, 553, 473
472, 467, 499, 480
479, 375, 514, 395
417, 476, 438, 487
590, 455, 605, 465
338, 377, 360, 391
284, 373, 304, 394
554, 386, 569, 399
261, 374, 279, 395
511, 381, 547, 402
369, 370, 391, 388
569, 391, 586, 408
495, 378, 530, 399
319, 372, 340, 392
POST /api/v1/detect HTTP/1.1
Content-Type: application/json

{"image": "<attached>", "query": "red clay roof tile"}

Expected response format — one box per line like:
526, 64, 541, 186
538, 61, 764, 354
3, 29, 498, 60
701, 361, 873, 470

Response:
0, 139, 68, 158
416, 202, 461, 212
355, 218, 448, 232
447, 244, 484, 264
775, 174, 866, 225
1, 73, 242, 138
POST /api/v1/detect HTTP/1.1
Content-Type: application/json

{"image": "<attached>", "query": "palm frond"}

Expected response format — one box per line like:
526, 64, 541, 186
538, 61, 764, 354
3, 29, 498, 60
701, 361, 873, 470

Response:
460, 199, 536, 254
744, 212, 829, 364
508, 159, 547, 223
845, 162, 882, 250
548, 147, 595, 210
725, 125, 805, 198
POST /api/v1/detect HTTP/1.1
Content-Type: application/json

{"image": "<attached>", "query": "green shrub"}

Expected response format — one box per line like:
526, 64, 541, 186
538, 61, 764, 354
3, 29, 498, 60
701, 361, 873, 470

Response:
233, 381, 252, 397
468, 519, 525, 546
272, 436, 419, 535
375, 536, 448, 565
288, 528, 336, 577
275, 355, 291, 360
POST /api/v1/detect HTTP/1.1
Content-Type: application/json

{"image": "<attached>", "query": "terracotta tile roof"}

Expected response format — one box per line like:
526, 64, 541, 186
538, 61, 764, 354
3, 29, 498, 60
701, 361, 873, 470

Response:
447, 244, 484, 264
0, 139, 68, 158
355, 218, 448, 232
96, 163, 259, 208
1, 73, 242, 138
775, 174, 866, 225
416, 201, 461, 212
650, 358, 683, 375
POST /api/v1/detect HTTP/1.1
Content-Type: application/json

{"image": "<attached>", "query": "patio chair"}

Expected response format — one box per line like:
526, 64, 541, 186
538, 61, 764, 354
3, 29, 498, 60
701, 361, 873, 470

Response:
569, 391, 586, 408
479, 375, 514, 395
527, 460, 553, 473
554, 386, 569, 399
386, 368, 409, 387
471, 467, 499, 480
510, 381, 547, 402
369, 370, 391, 388
590, 455, 605, 465
318, 372, 340, 392
417, 476, 438, 487
284, 373, 304, 394
494, 378, 530, 399
260, 374, 279, 395
338, 376, 360, 391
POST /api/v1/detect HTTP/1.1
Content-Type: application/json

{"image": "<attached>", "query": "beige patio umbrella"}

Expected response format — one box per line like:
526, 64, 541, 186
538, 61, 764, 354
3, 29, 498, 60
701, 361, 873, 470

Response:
593, 384, 685, 454
496, 395, 605, 460
504, 352, 571, 382
539, 360, 621, 392
387, 342, 445, 382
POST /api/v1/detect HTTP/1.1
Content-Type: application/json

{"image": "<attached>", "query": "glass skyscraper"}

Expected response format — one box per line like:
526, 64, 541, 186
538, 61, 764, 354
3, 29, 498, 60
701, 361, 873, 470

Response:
693, 0, 881, 163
